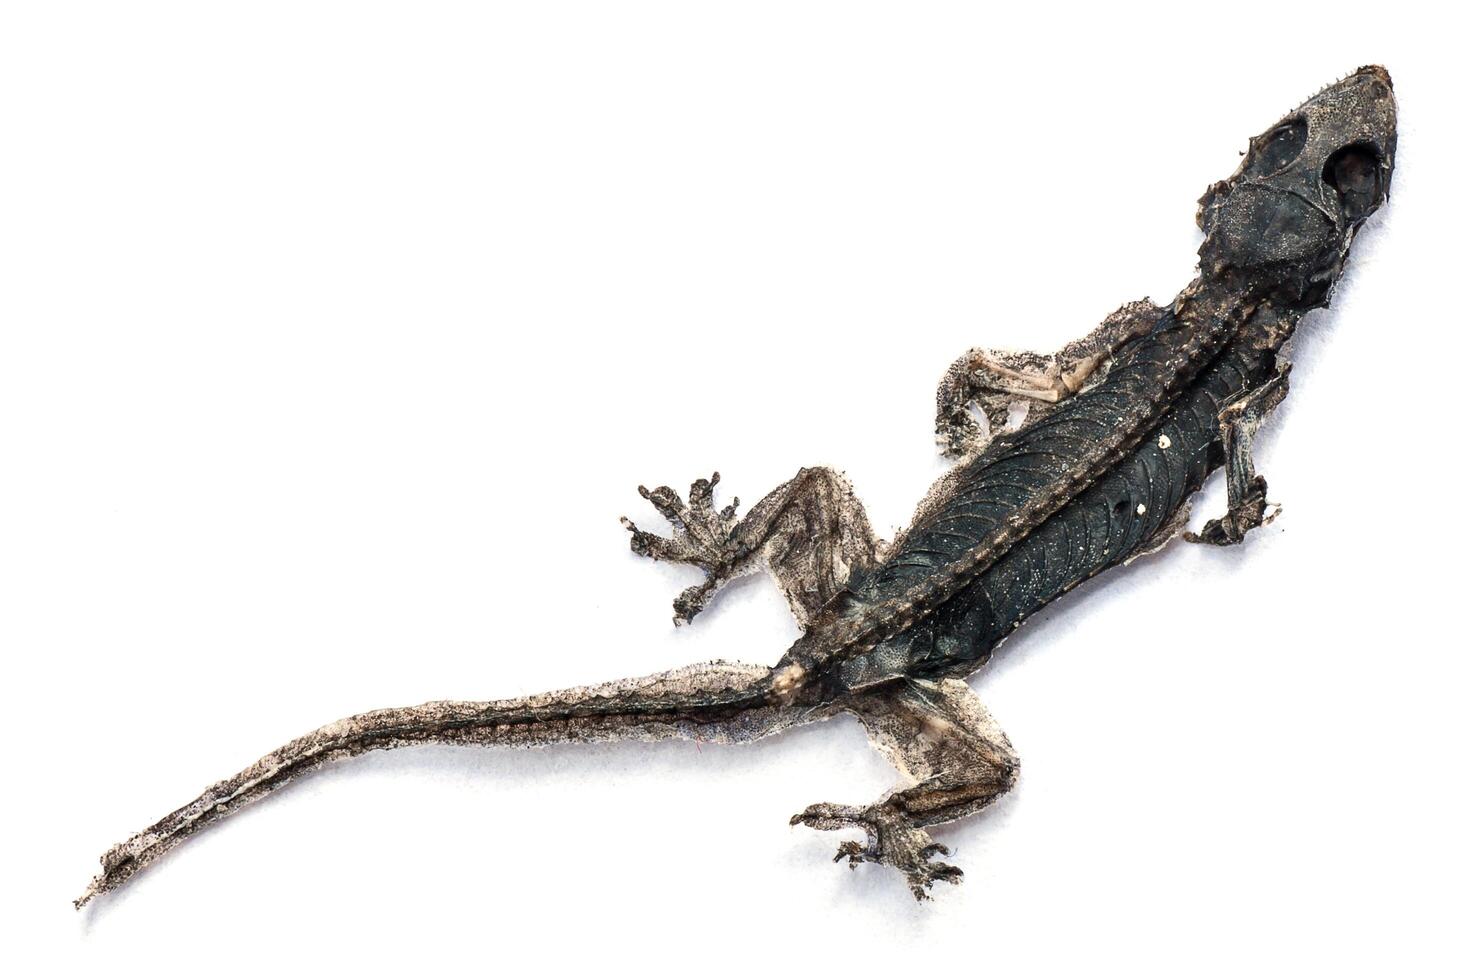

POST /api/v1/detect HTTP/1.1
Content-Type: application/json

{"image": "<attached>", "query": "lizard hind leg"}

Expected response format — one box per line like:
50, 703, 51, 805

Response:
935, 298, 1162, 457
622, 466, 881, 627
791, 678, 1020, 900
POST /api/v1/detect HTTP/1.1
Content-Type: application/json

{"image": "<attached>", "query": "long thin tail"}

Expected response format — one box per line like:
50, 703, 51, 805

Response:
76, 660, 791, 909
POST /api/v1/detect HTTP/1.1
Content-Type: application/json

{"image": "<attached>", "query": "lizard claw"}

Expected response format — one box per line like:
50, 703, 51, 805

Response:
834, 839, 867, 867
622, 471, 745, 624
792, 801, 964, 901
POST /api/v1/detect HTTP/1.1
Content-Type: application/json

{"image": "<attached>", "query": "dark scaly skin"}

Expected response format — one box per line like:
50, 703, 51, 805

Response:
796, 283, 1253, 692
787, 66, 1398, 696
784, 280, 1246, 682
864, 304, 1284, 684
79, 68, 1396, 908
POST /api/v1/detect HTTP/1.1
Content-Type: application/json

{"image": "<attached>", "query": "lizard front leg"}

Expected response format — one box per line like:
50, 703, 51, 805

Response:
936, 299, 1162, 457
622, 467, 881, 626
791, 678, 1019, 900
1187, 365, 1292, 546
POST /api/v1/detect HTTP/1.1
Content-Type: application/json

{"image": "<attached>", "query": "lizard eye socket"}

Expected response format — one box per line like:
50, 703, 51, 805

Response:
1323, 141, 1385, 224
1245, 117, 1307, 178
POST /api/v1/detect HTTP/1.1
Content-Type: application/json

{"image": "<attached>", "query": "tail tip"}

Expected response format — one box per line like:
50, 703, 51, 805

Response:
74, 869, 112, 910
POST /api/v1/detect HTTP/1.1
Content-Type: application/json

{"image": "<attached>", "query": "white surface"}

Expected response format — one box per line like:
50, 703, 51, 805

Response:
3, 2, 1471, 977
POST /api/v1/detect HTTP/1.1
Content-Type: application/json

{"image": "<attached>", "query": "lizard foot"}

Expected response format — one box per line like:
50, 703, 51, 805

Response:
1185, 475, 1280, 546
621, 472, 743, 623
791, 801, 963, 900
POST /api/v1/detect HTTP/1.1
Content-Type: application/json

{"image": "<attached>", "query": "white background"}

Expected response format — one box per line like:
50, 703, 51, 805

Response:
3, 2, 1471, 977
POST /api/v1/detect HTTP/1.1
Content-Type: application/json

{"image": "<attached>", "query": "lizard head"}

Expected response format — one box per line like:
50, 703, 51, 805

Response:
1196, 65, 1396, 309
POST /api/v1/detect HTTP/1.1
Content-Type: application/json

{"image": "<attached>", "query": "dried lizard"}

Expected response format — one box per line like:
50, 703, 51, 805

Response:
78, 67, 1397, 906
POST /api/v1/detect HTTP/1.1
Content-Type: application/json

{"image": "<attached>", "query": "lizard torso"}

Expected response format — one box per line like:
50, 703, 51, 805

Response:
789, 280, 1274, 694
864, 305, 1287, 683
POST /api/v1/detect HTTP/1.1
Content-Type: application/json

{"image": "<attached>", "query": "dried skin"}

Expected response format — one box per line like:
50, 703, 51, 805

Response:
935, 298, 1162, 457
623, 466, 881, 626
76, 661, 806, 908
793, 678, 1019, 899
81, 68, 1396, 906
